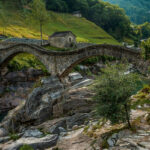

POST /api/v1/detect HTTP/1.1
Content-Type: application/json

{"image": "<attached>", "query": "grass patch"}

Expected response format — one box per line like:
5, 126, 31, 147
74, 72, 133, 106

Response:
19, 144, 34, 150
7, 53, 48, 73
132, 84, 150, 109
0, 11, 119, 45
9, 133, 20, 141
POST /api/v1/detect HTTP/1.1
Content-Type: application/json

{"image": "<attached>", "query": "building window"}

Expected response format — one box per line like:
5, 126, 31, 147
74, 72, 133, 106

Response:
69, 37, 72, 43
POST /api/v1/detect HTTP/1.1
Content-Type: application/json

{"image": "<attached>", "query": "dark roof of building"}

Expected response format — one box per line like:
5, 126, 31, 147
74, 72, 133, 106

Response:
50, 31, 76, 38
72, 11, 81, 14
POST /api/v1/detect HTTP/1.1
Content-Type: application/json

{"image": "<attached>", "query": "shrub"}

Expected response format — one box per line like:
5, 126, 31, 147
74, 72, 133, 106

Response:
93, 63, 143, 128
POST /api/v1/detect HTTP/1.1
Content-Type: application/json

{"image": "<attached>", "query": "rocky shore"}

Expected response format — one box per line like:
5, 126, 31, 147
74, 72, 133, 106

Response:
0, 65, 149, 150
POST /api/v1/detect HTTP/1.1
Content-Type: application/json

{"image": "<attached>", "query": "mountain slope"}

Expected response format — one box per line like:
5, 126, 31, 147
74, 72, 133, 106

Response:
0, 11, 119, 45
0, 10, 119, 71
103, 0, 150, 24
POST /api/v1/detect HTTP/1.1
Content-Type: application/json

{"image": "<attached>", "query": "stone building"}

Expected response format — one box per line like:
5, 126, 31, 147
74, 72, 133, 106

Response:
72, 11, 82, 18
48, 31, 76, 48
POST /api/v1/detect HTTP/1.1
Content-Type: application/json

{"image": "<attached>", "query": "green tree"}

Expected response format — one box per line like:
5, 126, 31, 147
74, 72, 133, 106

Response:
29, 0, 48, 45
93, 64, 142, 128
141, 38, 150, 60
0, 2, 8, 35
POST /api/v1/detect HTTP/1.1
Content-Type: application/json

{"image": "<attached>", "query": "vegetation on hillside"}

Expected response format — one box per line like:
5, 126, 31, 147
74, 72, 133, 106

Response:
29, 0, 48, 45
0, 0, 132, 41
45, 0, 131, 41
0, 10, 118, 45
141, 38, 150, 60
0, 0, 120, 72
103, 0, 150, 24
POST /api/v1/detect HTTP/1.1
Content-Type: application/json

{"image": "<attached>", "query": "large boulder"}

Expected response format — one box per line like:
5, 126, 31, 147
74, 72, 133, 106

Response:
0, 128, 8, 137
66, 113, 90, 129
2, 134, 58, 150
23, 129, 43, 138
0, 76, 65, 132
5, 71, 27, 83
36, 118, 67, 135
68, 72, 83, 82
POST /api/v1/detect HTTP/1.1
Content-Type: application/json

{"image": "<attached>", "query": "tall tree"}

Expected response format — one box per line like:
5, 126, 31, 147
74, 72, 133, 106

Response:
0, 2, 8, 35
141, 38, 150, 60
29, 0, 48, 45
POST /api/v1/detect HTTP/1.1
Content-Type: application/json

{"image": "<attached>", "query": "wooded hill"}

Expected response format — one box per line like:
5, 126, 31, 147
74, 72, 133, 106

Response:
103, 0, 150, 24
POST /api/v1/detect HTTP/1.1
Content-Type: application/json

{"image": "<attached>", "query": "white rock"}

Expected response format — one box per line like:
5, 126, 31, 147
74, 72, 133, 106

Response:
72, 125, 79, 130
58, 127, 66, 133
23, 129, 43, 138
107, 133, 118, 147
3, 134, 58, 150
118, 129, 132, 139
71, 79, 93, 89
0, 128, 8, 137
68, 72, 83, 82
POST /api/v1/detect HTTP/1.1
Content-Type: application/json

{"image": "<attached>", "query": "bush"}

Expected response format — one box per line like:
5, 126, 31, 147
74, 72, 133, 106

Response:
93, 63, 143, 128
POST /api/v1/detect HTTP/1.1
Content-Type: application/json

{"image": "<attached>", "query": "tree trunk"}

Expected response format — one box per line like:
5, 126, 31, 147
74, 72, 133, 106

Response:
124, 104, 132, 129
40, 22, 43, 46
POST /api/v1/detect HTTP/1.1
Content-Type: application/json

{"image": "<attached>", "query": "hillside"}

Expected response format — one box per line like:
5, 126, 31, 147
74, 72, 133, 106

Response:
103, 0, 150, 24
0, 11, 119, 45
0, 10, 119, 71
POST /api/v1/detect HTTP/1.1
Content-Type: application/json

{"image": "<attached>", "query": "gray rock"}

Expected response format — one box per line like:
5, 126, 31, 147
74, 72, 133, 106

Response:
138, 142, 150, 149
58, 127, 66, 133
48, 121, 66, 134
0, 87, 4, 95
68, 72, 83, 82
0, 128, 8, 137
1, 76, 65, 132
71, 79, 93, 89
0, 136, 11, 143
23, 129, 43, 138
117, 129, 132, 139
37, 118, 67, 135
5, 71, 27, 82
66, 113, 90, 129
3, 134, 58, 150
107, 133, 118, 147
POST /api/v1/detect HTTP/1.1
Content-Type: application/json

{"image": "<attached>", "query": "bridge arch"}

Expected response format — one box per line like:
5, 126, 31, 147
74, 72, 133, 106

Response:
0, 43, 56, 75
58, 44, 144, 78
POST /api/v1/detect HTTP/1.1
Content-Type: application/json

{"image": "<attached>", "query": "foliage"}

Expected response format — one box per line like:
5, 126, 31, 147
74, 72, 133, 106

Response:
141, 38, 150, 60
7, 53, 48, 73
132, 84, 150, 110
19, 144, 34, 150
29, 0, 48, 44
0, 10, 118, 45
9, 133, 20, 141
93, 64, 143, 127
45, 0, 131, 40
103, 0, 150, 24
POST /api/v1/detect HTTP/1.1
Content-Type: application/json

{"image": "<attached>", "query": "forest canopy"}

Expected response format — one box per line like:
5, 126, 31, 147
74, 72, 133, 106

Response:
103, 0, 150, 24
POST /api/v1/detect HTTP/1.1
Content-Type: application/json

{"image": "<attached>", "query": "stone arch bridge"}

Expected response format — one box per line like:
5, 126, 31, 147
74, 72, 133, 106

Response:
0, 43, 149, 78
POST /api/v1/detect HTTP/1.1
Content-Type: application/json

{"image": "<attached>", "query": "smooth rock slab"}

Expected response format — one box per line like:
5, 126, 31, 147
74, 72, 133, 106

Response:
0, 128, 8, 137
23, 129, 43, 138
0, 136, 11, 144
3, 134, 58, 150
68, 72, 83, 82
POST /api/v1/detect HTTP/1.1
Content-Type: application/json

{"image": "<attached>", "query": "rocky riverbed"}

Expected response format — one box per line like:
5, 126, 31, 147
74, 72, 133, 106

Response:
0, 66, 149, 150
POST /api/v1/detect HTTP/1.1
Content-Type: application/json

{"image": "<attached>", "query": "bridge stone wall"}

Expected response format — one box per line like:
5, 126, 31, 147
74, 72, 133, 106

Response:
0, 43, 149, 78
